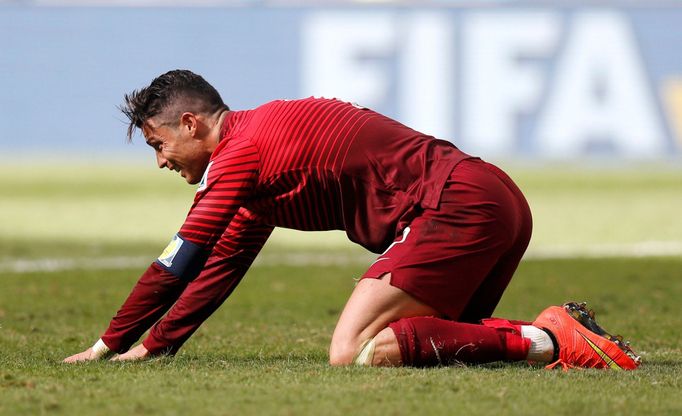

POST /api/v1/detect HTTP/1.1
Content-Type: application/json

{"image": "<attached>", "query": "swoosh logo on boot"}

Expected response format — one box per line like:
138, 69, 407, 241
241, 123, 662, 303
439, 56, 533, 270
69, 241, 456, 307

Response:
577, 330, 622, 370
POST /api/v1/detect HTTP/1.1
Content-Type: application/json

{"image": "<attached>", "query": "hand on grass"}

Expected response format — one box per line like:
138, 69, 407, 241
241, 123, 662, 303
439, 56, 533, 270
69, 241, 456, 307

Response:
63, 347, 98, 363
110, 344, 150, 361
64, 343, 150, 363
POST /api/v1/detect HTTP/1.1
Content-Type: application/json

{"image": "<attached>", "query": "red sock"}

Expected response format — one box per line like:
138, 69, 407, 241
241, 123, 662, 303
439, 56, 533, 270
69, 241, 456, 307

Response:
389, 317, 530, 367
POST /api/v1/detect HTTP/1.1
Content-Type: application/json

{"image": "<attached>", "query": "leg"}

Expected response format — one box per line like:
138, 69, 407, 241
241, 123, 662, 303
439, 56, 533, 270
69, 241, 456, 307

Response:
458, 244, 529, 323
328, 273, 441, 366
372, 327, 402, 366
352, 317, 534, 367
379, 316, 531, 367
458, 162, 533, 323
328, 272, 532, 368
331, 159, 534, 367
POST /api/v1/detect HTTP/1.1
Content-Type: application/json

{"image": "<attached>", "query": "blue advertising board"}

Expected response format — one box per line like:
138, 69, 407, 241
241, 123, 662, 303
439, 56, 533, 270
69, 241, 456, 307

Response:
1, 4, 681, 159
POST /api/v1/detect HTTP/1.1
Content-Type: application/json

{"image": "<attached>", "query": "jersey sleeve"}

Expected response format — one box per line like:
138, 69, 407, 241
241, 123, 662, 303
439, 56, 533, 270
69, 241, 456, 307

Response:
142, 207, 273, 354
100, 138, 263, 352
100, 263, 186, 353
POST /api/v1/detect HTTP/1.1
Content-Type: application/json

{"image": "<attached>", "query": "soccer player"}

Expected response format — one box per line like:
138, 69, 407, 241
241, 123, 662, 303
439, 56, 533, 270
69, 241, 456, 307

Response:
63, 70, 639, 370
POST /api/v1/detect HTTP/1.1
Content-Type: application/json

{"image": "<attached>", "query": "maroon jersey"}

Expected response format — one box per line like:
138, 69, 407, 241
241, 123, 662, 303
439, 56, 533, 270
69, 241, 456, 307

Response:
102, 98, 472, 354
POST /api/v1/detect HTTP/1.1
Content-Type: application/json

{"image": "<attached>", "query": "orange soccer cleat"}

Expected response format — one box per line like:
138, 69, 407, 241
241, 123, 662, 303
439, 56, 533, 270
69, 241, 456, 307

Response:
532, 302, 642, 370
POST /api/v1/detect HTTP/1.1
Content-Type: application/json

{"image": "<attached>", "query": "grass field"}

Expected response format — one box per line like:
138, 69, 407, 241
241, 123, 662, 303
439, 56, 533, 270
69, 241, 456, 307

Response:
1, 163, 681, 415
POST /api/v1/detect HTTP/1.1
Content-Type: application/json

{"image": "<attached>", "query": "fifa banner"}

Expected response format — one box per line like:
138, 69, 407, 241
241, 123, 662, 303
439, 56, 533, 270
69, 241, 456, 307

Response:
2, 5, 682, 160
301, 8, 681, 159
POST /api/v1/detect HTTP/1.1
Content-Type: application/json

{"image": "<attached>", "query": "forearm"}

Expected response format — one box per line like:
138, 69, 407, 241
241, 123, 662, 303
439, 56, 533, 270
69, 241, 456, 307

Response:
101, 262, 187, 353
143, 221, 274, 354
142, 259, 248, 354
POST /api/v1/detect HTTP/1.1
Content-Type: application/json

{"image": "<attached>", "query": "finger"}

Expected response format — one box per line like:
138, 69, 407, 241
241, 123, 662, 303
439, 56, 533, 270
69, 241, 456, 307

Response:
63, 352, 87, 363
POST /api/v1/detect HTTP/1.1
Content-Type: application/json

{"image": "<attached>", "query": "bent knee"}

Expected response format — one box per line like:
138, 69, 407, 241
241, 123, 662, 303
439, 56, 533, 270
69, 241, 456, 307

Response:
329, 335, 374, 366
328, 328, 401, 367
328, 342, 357, 366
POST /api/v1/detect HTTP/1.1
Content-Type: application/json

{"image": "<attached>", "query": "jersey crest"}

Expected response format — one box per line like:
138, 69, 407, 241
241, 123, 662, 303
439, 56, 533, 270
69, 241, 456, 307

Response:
197, 161, 213, 193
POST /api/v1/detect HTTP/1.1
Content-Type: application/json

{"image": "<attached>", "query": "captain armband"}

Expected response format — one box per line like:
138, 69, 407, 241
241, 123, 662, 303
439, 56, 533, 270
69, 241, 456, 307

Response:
155, 233, 204, 281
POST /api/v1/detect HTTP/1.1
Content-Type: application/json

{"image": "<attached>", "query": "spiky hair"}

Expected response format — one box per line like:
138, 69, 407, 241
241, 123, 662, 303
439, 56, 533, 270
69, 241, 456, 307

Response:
120, 69, 227, 141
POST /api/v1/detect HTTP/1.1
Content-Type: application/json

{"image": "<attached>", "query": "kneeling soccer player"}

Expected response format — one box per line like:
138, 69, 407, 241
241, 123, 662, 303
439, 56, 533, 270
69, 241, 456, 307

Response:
63, 70, 640, 370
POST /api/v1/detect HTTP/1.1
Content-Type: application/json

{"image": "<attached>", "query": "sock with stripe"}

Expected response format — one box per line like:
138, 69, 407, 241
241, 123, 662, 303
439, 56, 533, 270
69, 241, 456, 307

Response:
388, 316, 530, 367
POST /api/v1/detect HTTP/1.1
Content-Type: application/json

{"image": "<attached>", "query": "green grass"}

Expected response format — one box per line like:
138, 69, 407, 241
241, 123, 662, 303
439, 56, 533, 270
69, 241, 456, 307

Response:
2, 259, 681, 415
1, 163, 681, 415
1, 163, 682, 257
513, 166, 682, 247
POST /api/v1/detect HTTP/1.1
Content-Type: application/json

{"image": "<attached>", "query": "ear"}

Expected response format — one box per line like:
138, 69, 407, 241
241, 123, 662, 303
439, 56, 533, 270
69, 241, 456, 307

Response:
180, 112, 199, 137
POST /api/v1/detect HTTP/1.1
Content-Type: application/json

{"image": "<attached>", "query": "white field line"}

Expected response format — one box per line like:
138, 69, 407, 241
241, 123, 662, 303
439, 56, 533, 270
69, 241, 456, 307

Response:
527, 241, 682, 259
1, 256, 151, 274
1, 241, 681, 274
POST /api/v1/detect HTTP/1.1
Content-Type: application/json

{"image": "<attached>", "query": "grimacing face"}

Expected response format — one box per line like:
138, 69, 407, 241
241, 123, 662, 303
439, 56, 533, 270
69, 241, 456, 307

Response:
142, 118, 211, 185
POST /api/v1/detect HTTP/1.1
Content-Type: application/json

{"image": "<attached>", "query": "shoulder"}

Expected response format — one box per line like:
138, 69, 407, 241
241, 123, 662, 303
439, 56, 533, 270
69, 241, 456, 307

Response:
255, 97, 353, 112
212, 136, 260, 166
195, 138, 260, 196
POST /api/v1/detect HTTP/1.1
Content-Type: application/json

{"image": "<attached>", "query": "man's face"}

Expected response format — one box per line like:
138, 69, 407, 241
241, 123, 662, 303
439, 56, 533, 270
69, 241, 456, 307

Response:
142, 117, 210, 185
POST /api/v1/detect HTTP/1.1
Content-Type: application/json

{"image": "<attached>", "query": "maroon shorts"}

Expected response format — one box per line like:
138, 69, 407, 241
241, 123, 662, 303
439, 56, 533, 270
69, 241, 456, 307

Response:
362, 158, 532, 322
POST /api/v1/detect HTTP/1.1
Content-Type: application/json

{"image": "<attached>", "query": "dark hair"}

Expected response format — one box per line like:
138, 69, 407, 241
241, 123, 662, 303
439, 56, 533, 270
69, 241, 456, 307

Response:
120, 69, 228, 141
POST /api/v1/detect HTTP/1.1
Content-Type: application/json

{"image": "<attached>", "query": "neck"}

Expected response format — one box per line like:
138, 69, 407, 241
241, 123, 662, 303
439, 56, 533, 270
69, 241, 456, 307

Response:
206, 109, 230, 152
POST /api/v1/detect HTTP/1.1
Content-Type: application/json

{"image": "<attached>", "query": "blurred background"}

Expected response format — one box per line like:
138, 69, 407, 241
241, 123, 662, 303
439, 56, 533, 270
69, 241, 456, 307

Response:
1, 0, 681, 270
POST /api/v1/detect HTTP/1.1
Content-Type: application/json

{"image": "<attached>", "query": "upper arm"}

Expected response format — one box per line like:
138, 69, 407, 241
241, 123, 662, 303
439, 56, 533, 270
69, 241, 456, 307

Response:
156, 139, 260, 280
